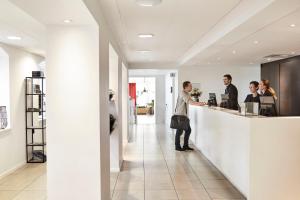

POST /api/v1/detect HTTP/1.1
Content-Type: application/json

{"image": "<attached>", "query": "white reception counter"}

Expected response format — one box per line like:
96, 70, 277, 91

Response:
189, 105, 300, 200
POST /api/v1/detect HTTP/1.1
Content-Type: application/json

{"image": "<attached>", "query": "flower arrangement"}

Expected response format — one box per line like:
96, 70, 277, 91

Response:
190, 88, 202, 102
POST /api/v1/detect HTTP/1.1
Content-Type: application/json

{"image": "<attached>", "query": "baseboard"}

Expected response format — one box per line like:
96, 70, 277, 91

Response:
0, 161, 26, 180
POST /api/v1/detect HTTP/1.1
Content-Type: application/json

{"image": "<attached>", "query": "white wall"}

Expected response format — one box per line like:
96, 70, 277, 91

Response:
0, 43, 44, 178
109, 44, 122, 171
165, 73, 176, 126
178, 65, 261, 104
46, 26, 103, 200
122, 63, 128, 145
155, 75, 166, 124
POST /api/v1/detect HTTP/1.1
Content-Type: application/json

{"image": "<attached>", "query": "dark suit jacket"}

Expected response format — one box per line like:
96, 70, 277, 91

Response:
225, 84, 238, 110
244, 94, 260, 103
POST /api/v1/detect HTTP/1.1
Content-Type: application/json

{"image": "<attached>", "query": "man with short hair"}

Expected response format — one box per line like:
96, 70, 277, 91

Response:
174, 81, 205, 151
222, 74, 238, 110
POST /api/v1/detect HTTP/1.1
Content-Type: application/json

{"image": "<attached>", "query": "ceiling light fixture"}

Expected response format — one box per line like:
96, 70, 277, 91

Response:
7, 36, 21, 40
290, 24, 296, 28
291, 51, 296, 55
254, 41, 259, 44
138, 34, 154, 38
137, 50, 152, 53
267, 58, 272, 61
63, 19, 73, 23
136, 0, 162, 7
232, 50, 236, 54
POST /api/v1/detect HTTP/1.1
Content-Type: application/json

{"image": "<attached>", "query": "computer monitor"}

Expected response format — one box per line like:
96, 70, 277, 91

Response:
208, 93, 217, 106
260, 96, 275, 104
209, 93, 216, 99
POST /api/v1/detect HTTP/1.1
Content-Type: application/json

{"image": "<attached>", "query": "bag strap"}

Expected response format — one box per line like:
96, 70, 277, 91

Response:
175, 95, 179, 113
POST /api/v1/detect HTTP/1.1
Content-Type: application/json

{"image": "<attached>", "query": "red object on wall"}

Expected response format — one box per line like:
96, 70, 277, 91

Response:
129, 83, 136, 106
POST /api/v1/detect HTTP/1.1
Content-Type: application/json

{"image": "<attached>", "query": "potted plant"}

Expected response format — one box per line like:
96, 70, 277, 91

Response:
190, 88, 202, 102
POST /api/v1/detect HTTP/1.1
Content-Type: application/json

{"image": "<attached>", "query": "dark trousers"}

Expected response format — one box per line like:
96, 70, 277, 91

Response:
175, 123, 191, 148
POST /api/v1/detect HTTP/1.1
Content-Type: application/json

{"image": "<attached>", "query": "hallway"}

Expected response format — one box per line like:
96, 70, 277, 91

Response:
111, 123, 245, 200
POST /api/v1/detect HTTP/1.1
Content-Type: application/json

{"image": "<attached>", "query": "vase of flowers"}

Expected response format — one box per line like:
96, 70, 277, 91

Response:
190, 88, 202, 102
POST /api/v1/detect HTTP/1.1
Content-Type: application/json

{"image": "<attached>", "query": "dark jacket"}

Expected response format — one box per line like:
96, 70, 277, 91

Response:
244, 94, 260, 103
224, 83, 238, 110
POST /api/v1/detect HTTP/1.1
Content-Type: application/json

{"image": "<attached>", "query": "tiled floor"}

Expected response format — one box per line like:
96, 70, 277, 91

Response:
0, 120, 245, 200
0, 163, 47, 200
111, 121, 246, 200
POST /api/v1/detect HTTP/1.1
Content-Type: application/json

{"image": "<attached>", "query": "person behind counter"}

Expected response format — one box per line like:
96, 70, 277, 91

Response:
244, 81, 260, 103
221, 74, 238, 110
259, 79, 278, 116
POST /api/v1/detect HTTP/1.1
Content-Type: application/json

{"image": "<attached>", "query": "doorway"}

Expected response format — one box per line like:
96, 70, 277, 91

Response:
129, 77, 156, 124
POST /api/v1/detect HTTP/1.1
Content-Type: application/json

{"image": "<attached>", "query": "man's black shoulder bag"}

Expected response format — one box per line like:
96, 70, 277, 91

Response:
170, 97, 189, 131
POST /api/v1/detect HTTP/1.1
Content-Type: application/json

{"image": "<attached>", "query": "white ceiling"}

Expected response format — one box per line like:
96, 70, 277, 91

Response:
129, 69, 176, 76
0, 0, 46, 55
98, 0, 300, 68
0, 0, 97, 56
2, 0, 300, 66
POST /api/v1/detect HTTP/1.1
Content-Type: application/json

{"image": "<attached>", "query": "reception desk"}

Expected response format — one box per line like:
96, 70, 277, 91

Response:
189, 105, 300, 200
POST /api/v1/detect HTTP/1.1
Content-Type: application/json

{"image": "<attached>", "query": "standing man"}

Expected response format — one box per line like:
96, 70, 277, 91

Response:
174, 81, 205, 151
221, 74, 238, 110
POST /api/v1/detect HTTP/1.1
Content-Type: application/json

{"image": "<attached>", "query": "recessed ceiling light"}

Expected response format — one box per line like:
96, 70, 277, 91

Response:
232, 50, 236, 54
138, 34, 154, 38
290, 24, 296, 27
136, 0, 162, 7
291, 51, 296, 54
63, 19, 72, 23
254, 41, 259, 44
267, 58, 272, 61
137, 50, 151, 53
7, 36, 21, 40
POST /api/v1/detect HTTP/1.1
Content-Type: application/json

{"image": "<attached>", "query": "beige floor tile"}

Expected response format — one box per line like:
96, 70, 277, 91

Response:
206, 188, 245, 199
12, 190, 46, 200
201, 179, 236, 190
115, 180, 144, 190
176, 189, 211, 200
112, 190, 144, 200
24, 175, 47, 191
0, 191, 20, 200
145, 190, 178, 200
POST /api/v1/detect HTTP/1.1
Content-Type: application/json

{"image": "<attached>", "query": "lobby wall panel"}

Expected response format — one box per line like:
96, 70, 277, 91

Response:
279, 59, 300, 116
261, 55, 300, 116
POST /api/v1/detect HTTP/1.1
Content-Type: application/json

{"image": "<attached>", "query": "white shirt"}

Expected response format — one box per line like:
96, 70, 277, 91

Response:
174, 91, 190, 116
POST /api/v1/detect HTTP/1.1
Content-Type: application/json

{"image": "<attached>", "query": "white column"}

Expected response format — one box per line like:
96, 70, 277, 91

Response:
99, 27, 110, 200
47, 25, 109, 200
117, 57, 123, 165
121, 63, 128, 146
109, 45, 120, 171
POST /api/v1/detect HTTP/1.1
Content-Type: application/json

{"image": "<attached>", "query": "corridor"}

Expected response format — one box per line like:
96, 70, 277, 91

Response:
110, 123, 245, 200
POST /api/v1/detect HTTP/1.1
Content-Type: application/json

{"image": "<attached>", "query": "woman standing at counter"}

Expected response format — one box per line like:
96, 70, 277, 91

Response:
244, 81, 260, 103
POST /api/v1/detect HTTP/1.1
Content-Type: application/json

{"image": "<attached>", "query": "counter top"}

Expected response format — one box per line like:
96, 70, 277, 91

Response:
191, 105, 265, 118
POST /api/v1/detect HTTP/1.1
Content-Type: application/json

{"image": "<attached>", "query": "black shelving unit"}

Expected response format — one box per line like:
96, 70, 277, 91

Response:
25, 77, 46, 163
